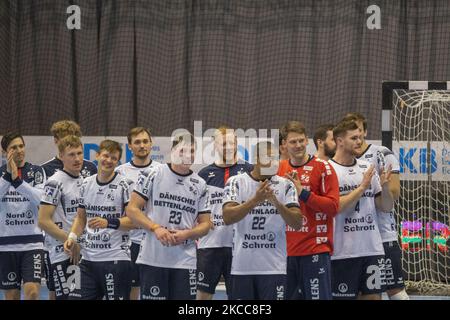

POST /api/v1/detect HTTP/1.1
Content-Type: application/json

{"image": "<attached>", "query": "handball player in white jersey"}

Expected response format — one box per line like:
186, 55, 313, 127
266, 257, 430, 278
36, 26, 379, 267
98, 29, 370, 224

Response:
115, 127, 161, 300
65, 140, 136, 300
126, 133, 212, 300
342, 112, 409, 300
223, 141, 302, 300
196, 126, 252, 300
328, 121, 394, 300
0, 133, 46, 300
38, 136, 85, 300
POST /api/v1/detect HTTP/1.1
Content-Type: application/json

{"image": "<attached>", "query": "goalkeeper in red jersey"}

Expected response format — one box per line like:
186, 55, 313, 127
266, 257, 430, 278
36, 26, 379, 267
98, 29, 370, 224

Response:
277, 121, 339, 300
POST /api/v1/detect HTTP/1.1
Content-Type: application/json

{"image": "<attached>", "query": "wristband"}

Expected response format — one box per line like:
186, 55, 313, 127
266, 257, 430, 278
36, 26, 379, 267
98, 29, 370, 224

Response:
150, 224, 161, 232
106, 218, 121, 230
68, 232, 78, 242
299, 189, 311, 203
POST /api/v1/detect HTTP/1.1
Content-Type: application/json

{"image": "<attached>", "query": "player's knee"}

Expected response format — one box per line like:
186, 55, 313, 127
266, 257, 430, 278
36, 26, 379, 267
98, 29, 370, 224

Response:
196, 289, 213, 300
130, 287, 140, 300
4, 289, 20, 300
389, 289, 409, 300
24, 285, 40, 300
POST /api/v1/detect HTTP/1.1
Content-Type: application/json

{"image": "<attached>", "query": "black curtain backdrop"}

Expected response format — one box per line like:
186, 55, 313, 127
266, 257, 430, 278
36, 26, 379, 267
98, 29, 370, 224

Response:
1, 0, 450, 137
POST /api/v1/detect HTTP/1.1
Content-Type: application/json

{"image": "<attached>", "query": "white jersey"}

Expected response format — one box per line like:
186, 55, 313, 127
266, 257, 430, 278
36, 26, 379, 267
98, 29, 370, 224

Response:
197, 162, 253, 249
134, 164, 210, 269
115, 160, 162, 244
79, 173, 132, 262
0, 163, 46, 252
358, 144, 400, 242
223, 173, 299, 275
329, 159, 384, 260
40, 170, 83, 264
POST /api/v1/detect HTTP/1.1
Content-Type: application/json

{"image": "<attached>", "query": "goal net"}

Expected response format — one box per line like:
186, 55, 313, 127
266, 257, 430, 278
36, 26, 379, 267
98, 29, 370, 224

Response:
392, 89, 450, 295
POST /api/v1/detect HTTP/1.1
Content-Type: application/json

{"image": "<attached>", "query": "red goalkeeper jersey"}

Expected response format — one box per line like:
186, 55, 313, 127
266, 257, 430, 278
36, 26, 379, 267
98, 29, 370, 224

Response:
277, 156, 339, 256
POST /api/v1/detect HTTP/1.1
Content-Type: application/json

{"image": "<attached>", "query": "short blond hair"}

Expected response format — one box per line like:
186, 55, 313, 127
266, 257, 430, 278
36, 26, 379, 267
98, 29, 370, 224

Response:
57, 135, 82, 154
214, 125, 235, 140
51, 120, 82, 139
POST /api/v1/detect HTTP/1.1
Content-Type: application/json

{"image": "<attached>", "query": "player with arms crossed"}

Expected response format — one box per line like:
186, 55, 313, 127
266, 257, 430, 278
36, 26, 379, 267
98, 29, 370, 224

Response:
115, 127, 161, 300
196, 126, 252, 300
64, 140, 135, 300
342, 112, 409, 300
223, 141, 303, 300
277, 121, 339, 300
328, 121, 394, 300
126, 133, 212, 300
0, 133, 46, 300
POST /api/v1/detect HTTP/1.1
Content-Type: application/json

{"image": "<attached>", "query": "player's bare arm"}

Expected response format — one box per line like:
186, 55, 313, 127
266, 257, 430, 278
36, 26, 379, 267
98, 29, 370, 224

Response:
6, 149, 19, 180
126, 191, 176, 246
171, 213, 212, 245
38, 204, 70, 243
223, 180, 270, 225
63, 207, 86, 265
88, 215, 137, 231
387, 169, 400, 200
375, 165, 394, 213
266, 188, 302, 230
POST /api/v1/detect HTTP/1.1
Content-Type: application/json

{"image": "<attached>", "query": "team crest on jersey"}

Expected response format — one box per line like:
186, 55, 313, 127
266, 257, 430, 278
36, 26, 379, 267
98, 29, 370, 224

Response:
359, 164, 368, 169
303, 166, 313, 171
109, 184, 117, 189
101, 232, 111, 242
27, 170, 34, 180
106, 190, 115, 201
366, 214, 374, 224
267, 232, 276, 241
190, 177, 199, 184
25, 210, 33, 219
189, 185, 198, 196
34, 171, 44, 184
81, 168, 91, 178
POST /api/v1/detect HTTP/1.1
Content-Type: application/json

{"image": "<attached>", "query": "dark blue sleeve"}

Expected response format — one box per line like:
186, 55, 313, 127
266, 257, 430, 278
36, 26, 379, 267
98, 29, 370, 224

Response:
86, 160, 98, 175
197, 166, 209, 180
